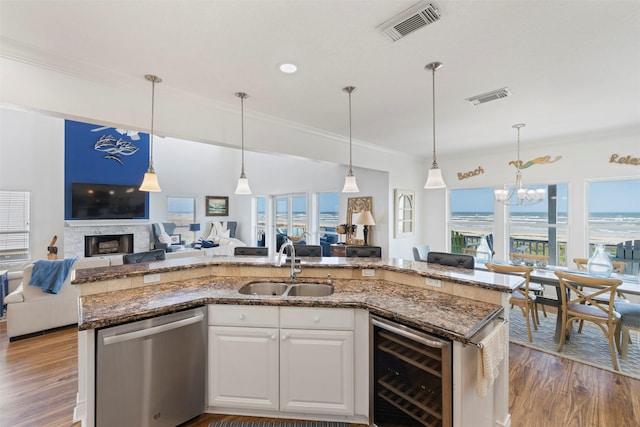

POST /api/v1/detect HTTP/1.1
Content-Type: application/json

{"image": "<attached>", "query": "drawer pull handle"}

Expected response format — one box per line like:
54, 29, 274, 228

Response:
239, 314, 246, 320
313, 316, 320, 323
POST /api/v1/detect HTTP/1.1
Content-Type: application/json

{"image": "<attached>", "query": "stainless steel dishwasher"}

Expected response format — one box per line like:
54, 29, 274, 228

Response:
96, 307, 206, 427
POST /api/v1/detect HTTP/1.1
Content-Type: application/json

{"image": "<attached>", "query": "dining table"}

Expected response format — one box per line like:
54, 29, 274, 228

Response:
478, 262, 640, 342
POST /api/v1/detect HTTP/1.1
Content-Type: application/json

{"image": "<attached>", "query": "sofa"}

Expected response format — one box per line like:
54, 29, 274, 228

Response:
4, 257, 111, 340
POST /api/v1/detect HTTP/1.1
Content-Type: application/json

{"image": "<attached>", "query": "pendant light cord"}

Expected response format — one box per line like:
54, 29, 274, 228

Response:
342, 86, 356, 176
348, 88, 353, 175
236, 92, 248, 177
149, 77, 155, 169
431, 66, 437, 167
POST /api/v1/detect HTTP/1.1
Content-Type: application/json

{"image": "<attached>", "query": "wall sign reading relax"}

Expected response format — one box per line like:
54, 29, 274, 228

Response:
609, 154, 639, 166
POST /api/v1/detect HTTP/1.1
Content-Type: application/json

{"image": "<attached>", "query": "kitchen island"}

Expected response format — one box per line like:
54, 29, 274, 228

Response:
73, 256, 523, 427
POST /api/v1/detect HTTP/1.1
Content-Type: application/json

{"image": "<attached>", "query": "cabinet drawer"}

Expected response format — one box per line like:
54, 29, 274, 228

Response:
280, 307, 354, 330
208, 305, 279, 327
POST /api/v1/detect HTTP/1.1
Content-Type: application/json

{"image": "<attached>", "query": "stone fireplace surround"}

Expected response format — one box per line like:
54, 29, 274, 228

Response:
64, 222, 151, 259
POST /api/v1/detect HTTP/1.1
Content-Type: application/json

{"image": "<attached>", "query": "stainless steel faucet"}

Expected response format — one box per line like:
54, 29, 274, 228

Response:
277, 239, 301, 282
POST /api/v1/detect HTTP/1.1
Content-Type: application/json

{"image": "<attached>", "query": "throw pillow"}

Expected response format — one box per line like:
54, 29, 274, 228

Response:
158, 232, 172, 244
201, 240, 219, 248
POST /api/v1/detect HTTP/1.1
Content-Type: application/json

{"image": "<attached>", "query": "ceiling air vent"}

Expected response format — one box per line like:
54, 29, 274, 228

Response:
377, 1, 441, 42
466, 88, 512, 106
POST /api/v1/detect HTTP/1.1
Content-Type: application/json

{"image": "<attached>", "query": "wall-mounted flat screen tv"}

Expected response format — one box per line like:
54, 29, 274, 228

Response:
71, 183, 147, 220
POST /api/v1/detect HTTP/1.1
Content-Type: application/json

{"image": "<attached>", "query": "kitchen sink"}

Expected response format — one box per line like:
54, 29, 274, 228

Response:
238, 282, 334, 297
286, 283, 334, 297
238, 282, 289, 296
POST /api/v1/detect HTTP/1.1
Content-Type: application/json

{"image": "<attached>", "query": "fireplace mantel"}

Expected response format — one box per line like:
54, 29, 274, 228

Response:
64, 223, 151, 259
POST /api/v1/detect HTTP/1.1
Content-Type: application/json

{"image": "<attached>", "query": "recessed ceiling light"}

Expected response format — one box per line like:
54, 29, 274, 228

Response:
279, 63, 298, 74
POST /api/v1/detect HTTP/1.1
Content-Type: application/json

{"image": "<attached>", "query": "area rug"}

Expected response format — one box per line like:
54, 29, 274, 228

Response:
208, 422, 349, 427
508, 307, 640, 380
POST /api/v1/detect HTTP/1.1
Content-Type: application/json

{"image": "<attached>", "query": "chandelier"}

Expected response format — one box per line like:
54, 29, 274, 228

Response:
494, 123, 545, 206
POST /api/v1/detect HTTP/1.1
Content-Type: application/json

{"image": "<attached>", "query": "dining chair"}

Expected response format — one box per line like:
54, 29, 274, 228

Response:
234, 246, 268, 256
614, 302, 640, 359
486, 263, 537, 342
509, 252, 548, 320
572, 257, 629, 305
554, 271, 623, 371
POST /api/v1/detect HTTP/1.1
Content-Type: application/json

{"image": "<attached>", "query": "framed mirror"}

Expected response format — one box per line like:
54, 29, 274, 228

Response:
394, 189, 415, 238
346, 196, 372, 245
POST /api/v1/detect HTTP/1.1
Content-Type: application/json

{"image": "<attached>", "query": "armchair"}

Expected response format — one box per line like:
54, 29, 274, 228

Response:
151, 223, 184, 252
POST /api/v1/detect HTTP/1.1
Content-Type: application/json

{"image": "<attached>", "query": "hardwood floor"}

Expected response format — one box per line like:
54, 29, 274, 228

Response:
1, 320, 639, 427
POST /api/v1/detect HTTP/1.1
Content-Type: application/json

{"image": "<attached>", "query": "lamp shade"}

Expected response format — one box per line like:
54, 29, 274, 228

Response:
424, 167, 446, 189
139, 171, 161, 192
342, 175, 360, 193
235, 176, 252, 194
189, 223, 201, 232
355, 210, 376, 226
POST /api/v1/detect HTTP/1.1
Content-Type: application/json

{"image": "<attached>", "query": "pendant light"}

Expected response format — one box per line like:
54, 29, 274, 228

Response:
234, 91, 252, 195
423, 62, 446, 189
494, 123, 546, 206
342, 86, 360, 193
139, 74, 162, 192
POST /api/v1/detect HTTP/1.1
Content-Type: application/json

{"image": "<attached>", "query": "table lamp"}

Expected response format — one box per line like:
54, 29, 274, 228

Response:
189, 223, 201, 244
355, 210, 375, 246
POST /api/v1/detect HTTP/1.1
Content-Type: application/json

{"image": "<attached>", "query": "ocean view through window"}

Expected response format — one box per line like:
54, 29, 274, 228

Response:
588, 178, 640, 274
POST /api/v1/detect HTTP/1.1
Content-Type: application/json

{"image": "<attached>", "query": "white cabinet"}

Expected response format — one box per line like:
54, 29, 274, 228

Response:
208, 325, 279, 410
208, 305, 355, 416
280, 328, 354, 415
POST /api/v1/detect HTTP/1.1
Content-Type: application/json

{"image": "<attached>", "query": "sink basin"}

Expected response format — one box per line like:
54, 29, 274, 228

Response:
238, 282, 334, 297
238, 282, 289, 296
287, 283, 334, 297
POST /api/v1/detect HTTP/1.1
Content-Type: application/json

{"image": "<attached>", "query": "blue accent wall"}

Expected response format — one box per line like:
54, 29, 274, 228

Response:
64, 120, 150, 219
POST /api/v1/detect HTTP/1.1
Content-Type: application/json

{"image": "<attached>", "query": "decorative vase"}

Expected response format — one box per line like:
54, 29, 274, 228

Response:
587, 243, 613, 277
475, 235, 492, 263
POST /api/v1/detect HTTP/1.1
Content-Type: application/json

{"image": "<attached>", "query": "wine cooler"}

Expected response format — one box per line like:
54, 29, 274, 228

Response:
371, 315, 452, 427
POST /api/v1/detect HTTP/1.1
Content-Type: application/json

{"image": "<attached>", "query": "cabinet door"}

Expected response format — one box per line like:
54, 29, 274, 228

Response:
208, 326, 279, 410
280, 328, 354, 415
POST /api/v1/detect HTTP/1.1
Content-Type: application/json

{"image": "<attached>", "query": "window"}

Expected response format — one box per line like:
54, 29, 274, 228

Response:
588, 178, 640, 275
0, 191, 31, 262
450, 188, 495, 254
318, 192, 339, 243
508, 184, 568, 266
275, 194, 308, 250
167, 197, 195, 242
256, 196, 266, 247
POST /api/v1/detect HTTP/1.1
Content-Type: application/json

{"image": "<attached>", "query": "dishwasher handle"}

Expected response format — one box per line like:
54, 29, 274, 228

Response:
103, 312, 204, 345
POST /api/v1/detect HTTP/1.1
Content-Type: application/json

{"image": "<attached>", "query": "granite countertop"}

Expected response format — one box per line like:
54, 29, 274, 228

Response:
73, 255, 522, 293
78, 257, 512, 344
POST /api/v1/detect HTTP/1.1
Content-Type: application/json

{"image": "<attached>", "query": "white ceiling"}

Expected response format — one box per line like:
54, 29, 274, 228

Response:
1, 0, 639, 159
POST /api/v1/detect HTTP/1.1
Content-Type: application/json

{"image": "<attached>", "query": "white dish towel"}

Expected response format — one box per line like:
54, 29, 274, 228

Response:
476, 321, 507, 398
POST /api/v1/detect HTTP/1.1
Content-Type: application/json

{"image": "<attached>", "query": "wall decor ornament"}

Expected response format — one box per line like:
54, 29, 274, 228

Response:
346, 196, 372, 245
609, 154, 639, 166
93, 134, 139, 164
394, 189, 415, 238
509, 154, 562, 169
206, 196, 229, 216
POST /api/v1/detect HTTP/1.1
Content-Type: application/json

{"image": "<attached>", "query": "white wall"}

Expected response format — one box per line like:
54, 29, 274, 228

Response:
0, 108, 65, 261
1, 106, 423, 267
425, 131, 639, 263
